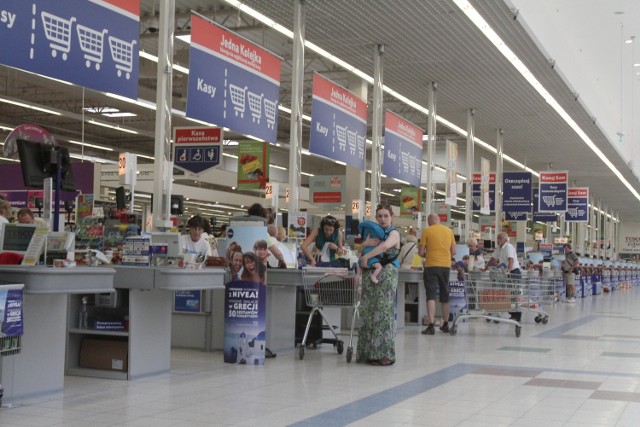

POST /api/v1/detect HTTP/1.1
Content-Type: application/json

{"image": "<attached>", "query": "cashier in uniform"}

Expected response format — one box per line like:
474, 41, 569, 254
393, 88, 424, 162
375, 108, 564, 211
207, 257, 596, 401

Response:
181, 215, 213, 257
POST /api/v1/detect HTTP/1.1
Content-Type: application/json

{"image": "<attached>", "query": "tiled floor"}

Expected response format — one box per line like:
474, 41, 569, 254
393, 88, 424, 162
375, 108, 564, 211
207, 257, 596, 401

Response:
4, 288, 640, 426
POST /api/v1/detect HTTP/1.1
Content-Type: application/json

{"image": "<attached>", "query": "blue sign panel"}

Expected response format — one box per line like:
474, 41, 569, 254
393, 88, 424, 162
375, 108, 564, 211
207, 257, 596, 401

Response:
505, 211, 528, 221
186, 15, 281, 144
383, 111, 423, 187
538, 171, 568, 212
309, 74, 367, 171
472, 174, 495, 212
173, 127, 223, 174
503, 172, 532, 213
533, 189, 557, 222
174, 290, 201, 313
564, 188, 589, 222
0, 1, 139, 99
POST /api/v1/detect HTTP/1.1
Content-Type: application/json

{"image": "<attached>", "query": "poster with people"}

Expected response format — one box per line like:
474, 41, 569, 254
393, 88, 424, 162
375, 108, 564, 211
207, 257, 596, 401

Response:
223, 223, 268, 365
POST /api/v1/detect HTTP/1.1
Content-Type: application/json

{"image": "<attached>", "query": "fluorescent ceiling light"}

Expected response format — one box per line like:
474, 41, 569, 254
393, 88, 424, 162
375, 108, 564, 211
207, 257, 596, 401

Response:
0, 156, 19, 163
86, 119, 139, 135
84, 107, 119, 114
0, 96, 61, 116
67, 139, 114, 152
102, 112, 137, 118
453, 0, 640, 203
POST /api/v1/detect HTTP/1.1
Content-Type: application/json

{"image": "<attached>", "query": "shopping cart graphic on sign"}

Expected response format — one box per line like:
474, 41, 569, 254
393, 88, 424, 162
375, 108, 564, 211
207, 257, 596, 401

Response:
264, 98, 277, 129
567, 207, 578, 217
229, 84, 247, 118
401, 151, 409, 173
76, 25, 108, 70
542, 195, 556, 207
335, 125, 347, 151
473, 196, 481, 207
108, 36, 137, 79
247, 91, 264, 124
357, 135, 365, 159
41, 12, 76, 61
347, 130, 357, 155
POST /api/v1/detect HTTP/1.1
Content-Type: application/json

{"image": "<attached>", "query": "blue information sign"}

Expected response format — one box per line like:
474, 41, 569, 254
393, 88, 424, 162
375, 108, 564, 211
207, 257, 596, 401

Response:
1, 287, 23, 337
564, 188, 589, 222
186, 15, 281, 144
533, 189, 557, 222
0, 1, 139, 99
538, 171, 568, 212
174, 290, 202, 313
309, 74, 367, 171
503, 172, 532, 213
472, 173, 495, 212
383, 111, 423, 187
505, 211, 528, 221
173, 127, 223, 174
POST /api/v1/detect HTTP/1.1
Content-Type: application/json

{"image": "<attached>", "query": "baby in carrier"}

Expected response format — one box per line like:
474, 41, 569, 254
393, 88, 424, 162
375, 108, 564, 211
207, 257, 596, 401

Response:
358, 220, 396, 284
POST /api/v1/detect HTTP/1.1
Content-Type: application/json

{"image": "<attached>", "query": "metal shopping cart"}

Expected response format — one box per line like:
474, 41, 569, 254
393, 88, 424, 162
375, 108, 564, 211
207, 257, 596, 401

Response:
41, 12, 76, 61
76, 25, 108, 70
299, 267, 361, 362
527, 273, 556, 324
108, 36, 137, 79
229, 84, 247, 118
264, 98, 277, 129
247, 91, 264, 124
450, 270, 530, 337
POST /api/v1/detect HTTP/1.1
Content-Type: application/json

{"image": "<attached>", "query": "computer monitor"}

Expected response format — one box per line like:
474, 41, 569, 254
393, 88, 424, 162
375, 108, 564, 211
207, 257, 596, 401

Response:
170, 195, 183, 215
115, 186, 127, 210
16, 139, 76, 192
0, 224, 37, 256
150, 232, 182, 257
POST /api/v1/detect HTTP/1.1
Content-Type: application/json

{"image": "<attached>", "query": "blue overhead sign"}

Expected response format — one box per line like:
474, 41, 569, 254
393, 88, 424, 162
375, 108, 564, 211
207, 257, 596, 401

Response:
0, 0, 139, 99
533, 189, 557, 222
472, 173, 495, 212
309, 74, 367, 171
186, 15, 281, 144
565, 187, 589, 222
173, 127, 223, 174
503, 172, 532, 213
383, 111, 423, 187
538, 171, 568, 212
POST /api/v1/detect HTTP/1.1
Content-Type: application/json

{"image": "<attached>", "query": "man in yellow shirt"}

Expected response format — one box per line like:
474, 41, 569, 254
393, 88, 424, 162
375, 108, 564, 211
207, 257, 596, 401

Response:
418, 214, 456, 335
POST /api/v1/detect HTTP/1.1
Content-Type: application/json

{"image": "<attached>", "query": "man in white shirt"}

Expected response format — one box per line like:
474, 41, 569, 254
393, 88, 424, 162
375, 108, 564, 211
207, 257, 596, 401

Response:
181, 215, 213, 257
492, 233, 522, 322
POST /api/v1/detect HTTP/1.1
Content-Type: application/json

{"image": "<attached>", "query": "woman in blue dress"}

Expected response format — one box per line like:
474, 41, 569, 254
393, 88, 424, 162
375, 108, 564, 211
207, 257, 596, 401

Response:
357, 203, 400, 366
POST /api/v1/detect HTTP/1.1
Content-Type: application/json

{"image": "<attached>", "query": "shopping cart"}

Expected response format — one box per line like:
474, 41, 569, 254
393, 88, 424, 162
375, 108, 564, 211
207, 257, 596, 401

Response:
347, 130, 357, 155
247, 91, 264, 124
41, 12, 76, 61
108, 36, 137, 79
299, 267, 361, 362
527, 273, 555, 323
76, 25, 108, 70
450, 270, 532, 337
335, 125, 347, 151
264, 98, 278, 129
229, 84, 247, 118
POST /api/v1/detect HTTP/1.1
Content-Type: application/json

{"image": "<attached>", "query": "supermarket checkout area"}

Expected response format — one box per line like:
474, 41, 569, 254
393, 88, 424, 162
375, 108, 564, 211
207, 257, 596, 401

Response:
0, 266, 115, 404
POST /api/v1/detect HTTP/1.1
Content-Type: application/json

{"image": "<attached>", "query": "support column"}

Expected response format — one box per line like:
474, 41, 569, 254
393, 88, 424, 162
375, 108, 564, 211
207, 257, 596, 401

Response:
152, 0, 176, 230
370, 44, 384, 219
465, 109, 475, 238
287, 0, 305, 213
425, 82, 437, 220
494, 129, 504, 233
346, 77, 367, 222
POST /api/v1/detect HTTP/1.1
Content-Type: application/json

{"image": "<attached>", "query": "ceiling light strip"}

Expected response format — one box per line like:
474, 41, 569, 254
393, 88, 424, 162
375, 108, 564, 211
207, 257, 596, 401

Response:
452, 0, 640, 203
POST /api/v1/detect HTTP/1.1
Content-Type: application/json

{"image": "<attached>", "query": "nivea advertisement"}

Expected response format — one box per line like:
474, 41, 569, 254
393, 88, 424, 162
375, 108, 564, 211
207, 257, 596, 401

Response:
0, 287, 24, 337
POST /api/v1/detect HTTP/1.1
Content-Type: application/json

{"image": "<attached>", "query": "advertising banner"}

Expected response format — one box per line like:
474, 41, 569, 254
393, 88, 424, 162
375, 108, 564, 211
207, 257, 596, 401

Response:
309, 74, 367, 171
449, 280, 466, 321
309, 175, 345, 206
287, 211, 307, 240
173, 127, 223, 174
0, 1, 139, 99
223, 223, 268, 365
186, 14, 281, 143
382, 111, 423, 187
433, 202, 451, 226
237, 141, 269, 190
0, 286, 24, 337
503, 172, 532, 213
174, 290, 202, 313
480, 158, 492, 215
400, 187, 421, 216
564, 187, 589, 222
76, 194, 94, 220
445, 141, 458, 206
472, 172, 495, 213
533, 189, 557, 222
538, 171, 568, 212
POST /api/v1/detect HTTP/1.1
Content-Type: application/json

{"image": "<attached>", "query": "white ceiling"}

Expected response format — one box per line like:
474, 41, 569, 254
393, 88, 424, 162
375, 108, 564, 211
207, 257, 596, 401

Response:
1, 0, 639, 222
